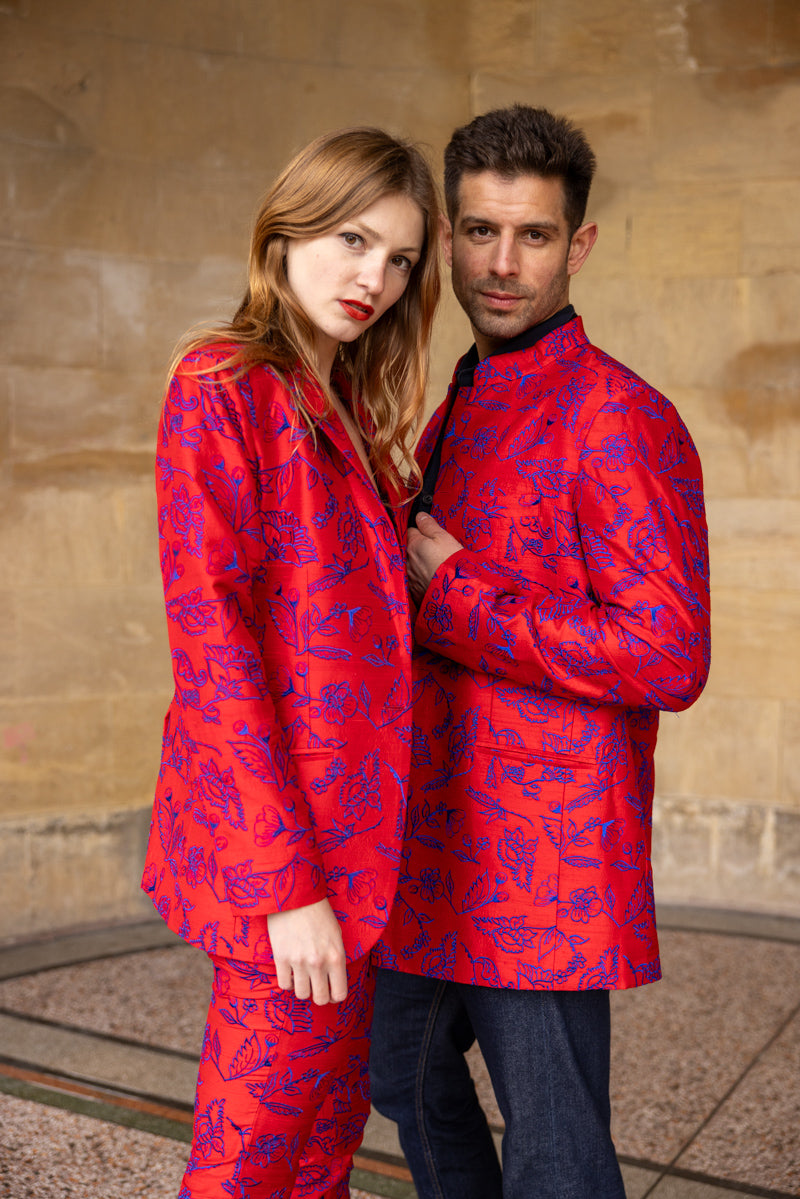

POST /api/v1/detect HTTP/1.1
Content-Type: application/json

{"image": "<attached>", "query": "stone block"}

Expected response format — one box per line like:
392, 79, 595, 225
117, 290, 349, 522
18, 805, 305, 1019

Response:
741, 181, 800, 276
148, 162, 259, 263
94, 39, 462, 173
427, 286, 473, 414
8, 366, 161, 464
578, 184, 634, 281
17, 0, 274, 57
0, 807, 154, 940
781, 703, 800, 809
118, 481, 162, 587
655, 696, 780, 804
651, 797, 800, 912
578, 276, 747, 394
0, 697, 112, 818
682, 382, 800, 501
746, 274, 800, 346
109, 689, 171, 807
627, 184, 742, 279
535, 0, 703, 75
99, 256, 243, 375
652, 72, 800, 183
716, 803, 773, 892
329, 0, 463, 72
11, 584, 171, 701
683, 0, 772, 69
1, 140, 256, 261
0, 23, 106, 141
774, 809, 800, 888
710, 587, 800, 701
2, 15, 463, 176
0, 372, 10, 488
651, 796, 716, 887
0, 245, 100, 369
705, 498, 800, 591
772, 0, 800, 61
1, 483, 126, 588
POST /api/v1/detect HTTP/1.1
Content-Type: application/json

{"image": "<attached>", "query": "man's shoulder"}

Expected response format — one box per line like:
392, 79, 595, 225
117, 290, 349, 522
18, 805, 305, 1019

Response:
510, 329, 668, 412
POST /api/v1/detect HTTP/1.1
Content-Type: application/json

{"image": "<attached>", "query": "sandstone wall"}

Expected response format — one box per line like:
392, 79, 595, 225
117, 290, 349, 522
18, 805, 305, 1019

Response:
2, 0, 798, 939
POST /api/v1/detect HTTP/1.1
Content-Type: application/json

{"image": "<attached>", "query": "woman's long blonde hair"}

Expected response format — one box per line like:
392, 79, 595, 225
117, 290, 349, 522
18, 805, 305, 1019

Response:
172, 127, 441, 490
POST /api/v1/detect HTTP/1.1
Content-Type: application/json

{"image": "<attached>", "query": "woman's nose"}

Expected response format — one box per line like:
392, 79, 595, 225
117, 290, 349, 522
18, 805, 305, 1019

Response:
356, 254, 386, 296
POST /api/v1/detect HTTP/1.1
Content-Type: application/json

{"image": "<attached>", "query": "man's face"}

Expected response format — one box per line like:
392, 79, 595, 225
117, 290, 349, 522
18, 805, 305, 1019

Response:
443, 171, 597, 359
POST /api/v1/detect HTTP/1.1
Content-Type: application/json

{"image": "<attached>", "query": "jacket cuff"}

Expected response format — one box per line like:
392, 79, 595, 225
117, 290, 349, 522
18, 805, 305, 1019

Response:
414, 548, 476, 655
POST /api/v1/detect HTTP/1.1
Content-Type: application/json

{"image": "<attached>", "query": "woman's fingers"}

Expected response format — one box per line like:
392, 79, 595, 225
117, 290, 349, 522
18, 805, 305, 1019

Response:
267, 898, 348, 1004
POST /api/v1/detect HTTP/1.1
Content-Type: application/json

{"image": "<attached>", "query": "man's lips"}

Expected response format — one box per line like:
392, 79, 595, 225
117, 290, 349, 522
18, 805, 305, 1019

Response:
340, 299, 374, 321
480, 290, 524, 309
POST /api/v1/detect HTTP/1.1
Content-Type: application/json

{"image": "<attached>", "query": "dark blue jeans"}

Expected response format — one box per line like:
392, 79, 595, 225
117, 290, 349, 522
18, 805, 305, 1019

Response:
370, 968, 626, 1199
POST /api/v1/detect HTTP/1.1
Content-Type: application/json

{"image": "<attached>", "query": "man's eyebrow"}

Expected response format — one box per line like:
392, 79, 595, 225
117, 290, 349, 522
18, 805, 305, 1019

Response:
459, 213, 561, 232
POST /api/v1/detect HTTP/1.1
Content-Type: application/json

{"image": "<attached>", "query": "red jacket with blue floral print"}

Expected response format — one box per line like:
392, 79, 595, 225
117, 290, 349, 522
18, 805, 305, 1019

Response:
142, 347, 412, 964
376, 316, 710, 990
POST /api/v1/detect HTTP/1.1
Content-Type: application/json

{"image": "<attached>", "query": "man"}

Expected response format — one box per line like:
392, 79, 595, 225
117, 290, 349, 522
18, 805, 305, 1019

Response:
370, 105, 710, 1199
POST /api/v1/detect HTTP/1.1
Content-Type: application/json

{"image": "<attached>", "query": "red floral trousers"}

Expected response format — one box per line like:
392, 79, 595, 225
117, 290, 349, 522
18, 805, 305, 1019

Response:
179, 953, 374, 1198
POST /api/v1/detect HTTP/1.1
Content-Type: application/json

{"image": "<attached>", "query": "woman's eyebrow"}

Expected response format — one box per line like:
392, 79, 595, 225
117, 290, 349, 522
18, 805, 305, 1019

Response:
348, 220, 420, 253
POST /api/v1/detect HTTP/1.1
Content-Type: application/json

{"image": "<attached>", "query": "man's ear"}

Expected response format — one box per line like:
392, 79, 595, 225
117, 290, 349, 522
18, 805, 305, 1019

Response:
440, 212, 454, 268
567, 221, 598, 277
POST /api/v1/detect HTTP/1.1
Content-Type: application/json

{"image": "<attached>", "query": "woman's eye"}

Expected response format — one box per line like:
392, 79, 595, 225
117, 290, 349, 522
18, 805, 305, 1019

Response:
391, 255, 412, 272
341, 231, 363, 248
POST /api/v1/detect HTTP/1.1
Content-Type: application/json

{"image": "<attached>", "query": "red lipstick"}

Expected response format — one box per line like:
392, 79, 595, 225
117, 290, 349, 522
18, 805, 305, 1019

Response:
340, 300, 374, 321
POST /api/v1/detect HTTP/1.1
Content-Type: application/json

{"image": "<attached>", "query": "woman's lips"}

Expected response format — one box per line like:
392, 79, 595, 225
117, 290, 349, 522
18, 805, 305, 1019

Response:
340, 299, 374, 321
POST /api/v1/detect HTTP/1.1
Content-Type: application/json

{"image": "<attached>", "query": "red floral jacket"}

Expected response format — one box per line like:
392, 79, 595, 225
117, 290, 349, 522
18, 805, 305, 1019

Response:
376, 317, 710, 990
142, 347, 412, 963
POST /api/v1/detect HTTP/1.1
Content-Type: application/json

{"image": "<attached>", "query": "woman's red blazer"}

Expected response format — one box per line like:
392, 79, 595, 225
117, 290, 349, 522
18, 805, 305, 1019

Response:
142, 347, 412, 964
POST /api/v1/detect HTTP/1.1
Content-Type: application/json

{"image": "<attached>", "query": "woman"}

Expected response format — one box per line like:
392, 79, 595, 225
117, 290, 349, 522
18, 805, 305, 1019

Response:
141, 127, 440, 1198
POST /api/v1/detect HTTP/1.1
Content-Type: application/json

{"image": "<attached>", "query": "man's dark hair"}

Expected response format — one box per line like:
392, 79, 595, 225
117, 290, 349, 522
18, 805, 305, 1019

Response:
443, 104, 596, 232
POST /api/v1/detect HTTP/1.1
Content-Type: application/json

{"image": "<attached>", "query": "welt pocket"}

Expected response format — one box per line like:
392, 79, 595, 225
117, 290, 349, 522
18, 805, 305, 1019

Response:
291, 748, 335, 761
475, 741, 592, 769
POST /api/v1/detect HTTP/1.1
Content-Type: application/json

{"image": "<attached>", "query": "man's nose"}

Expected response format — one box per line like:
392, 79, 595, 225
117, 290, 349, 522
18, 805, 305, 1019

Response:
489, 234, 519, 278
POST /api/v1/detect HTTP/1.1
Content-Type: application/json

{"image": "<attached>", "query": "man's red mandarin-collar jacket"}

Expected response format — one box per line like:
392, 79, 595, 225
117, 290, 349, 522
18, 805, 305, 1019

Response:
376, 316, 711, 991
142, 347, 412, 964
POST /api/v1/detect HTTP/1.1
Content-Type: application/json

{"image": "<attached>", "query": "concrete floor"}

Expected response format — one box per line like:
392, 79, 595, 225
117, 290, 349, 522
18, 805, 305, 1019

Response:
0, 905, 798, 1198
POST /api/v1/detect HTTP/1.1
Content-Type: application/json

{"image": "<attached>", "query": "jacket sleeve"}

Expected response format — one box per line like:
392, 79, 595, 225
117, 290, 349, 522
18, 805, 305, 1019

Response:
157, 355, 328, 913
414, 388, 711, 711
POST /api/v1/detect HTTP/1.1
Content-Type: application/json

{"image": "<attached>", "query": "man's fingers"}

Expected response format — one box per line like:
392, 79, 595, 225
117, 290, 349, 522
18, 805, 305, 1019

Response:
415, 512, 443, 536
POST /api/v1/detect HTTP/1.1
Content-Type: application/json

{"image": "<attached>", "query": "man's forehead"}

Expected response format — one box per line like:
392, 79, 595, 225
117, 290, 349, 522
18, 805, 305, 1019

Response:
454, 170, 568, 223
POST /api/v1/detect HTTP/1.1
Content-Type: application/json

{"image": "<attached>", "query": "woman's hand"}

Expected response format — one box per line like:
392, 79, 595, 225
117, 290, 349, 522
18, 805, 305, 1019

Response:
267, 897, 348, 1004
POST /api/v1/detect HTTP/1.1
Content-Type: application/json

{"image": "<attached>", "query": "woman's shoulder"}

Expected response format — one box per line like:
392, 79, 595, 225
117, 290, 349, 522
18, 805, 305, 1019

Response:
171, 343, 293, 399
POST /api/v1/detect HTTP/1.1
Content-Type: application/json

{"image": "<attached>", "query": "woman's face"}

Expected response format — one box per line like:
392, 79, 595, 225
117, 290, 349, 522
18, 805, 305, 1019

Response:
285, 192, 425, 375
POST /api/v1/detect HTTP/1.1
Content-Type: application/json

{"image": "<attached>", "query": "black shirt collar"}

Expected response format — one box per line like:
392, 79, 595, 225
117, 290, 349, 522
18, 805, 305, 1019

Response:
455, 304, 576, 389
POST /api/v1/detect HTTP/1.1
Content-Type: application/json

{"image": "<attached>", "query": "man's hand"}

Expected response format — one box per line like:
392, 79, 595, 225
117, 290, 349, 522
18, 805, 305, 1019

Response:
407, 512, 463, 606
267, 897, 347, 1005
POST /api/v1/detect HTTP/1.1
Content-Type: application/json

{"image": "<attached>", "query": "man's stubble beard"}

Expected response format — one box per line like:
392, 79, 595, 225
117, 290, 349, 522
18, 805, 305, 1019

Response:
450, 261, 571, 345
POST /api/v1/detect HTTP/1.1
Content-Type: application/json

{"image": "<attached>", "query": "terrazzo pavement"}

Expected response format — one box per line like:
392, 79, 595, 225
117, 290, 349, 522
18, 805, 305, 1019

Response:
0, 905, 797, 1198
